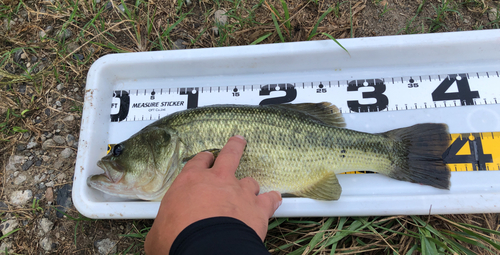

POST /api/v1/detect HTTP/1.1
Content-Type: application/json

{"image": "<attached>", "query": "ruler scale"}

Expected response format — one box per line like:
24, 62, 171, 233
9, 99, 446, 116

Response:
107, 71, 500, 172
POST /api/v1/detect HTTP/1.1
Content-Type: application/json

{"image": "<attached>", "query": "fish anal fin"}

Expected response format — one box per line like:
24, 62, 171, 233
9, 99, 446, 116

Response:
293, 172, 342, 200
271, 102, 346, 127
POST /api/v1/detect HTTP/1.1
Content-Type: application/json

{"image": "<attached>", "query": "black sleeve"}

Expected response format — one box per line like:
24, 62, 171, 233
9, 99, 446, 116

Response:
169, 217, 270, 255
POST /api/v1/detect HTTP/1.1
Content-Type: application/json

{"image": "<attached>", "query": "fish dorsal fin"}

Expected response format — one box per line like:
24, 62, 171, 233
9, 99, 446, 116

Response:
272, 102, 346, 127
292, 172, 342, 200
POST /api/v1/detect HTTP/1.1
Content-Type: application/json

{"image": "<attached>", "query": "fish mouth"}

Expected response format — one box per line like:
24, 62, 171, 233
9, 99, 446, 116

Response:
95, 159, 124, 184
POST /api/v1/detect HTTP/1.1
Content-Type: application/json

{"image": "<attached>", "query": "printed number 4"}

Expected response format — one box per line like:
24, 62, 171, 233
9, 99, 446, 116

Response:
432, 74, 480, 105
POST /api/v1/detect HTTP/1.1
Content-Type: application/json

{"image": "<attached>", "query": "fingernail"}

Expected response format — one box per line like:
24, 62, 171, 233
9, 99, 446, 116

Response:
233, 135, 245, 140
274, 192, 282, 211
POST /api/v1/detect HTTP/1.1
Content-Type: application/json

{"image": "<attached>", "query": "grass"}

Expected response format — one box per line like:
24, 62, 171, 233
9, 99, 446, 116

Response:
0, 0, 500, 254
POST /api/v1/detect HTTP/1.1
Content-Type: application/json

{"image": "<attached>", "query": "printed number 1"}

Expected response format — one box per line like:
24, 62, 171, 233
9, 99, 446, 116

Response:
180, 87, 199, 109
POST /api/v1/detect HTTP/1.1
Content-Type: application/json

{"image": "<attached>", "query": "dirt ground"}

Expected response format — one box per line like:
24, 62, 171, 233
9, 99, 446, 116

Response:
1, 0, 499, 254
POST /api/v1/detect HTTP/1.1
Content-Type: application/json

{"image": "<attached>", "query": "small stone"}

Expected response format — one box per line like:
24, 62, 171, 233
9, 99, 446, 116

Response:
56, 184, 72, 218
212, 26, 219, 36
0, 219, 18, 235
45, 181, 54, 187
172, 39, 186, 50
46, 132, 53, 139
9, 190, 33, 206
57, 173, 67, 182
39, 29, 47, 38
20, 53, 27, 59
72, 53, 84, 60
35, 158, 43, 166
44, 108, 51, 117
0, 241, 13, 254
214, 10, 228, 26
17, 144, 26, 151
31, 56, 38, 63
13, 49, 23, 63
55, 101, 62, 107
54, 161, 63, 169
0, 201, 8, 210
45, 187, 54, 203
53, 135, 65, 144
22, 160, 34, 171
14, 171, 19, 177
4, 19, 16, 30
6, 155, 24, 172
27, 141, 38, 149
61, 148, 73, 158
41, 236, 52, 251
56, 83, 64, 91
45, 25, 53, 33
488, 8, 498, 22
63, 115, 75, 121
105, 1, 113, 10
39, 218, 54, 234
18, 84, 26, 93
66, 134, 76, 146
95, 238, 117, 255
96, 0, 101, 3
14, 174, 27, 185
39, 183, 46, 189
42, 139, 56, 150
57, 28, 72, 40
118, 4, 125, 13
73, 87, 79, 92
67, 42, 80, 53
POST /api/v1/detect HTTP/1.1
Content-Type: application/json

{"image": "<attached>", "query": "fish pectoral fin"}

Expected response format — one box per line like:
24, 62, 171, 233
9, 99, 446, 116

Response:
269, 102, 346, 128
293, 172, 342, 200
181, 148, 222, 164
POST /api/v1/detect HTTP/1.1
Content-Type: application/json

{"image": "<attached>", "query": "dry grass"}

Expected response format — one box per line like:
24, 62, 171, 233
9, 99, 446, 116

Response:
1, 0, 500, 254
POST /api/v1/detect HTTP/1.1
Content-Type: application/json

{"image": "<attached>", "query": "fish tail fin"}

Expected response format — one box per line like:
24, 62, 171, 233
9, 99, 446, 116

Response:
381, 123, 451, 189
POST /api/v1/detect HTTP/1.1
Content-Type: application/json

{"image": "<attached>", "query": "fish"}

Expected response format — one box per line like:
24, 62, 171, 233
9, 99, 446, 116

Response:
87, 102, 451, 201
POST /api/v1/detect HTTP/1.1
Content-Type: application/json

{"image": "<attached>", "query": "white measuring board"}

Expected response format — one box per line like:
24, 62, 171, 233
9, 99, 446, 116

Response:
75, 30, 500, 219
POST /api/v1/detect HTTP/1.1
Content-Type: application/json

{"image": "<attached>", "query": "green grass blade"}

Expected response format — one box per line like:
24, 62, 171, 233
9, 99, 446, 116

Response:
271, 12, 284, 42
306, 217, 335, 253
268, 218, 287, 230
308, 5, 334, 40
321, 33, 349, 56
279, 0, 291, 30
250, 32, 272, 45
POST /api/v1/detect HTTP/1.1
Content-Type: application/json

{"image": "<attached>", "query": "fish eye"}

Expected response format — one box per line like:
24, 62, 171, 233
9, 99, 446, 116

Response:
112, 144, 123, 156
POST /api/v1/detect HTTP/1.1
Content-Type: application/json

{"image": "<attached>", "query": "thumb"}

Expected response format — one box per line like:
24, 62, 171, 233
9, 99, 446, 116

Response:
256, 191, 282, 218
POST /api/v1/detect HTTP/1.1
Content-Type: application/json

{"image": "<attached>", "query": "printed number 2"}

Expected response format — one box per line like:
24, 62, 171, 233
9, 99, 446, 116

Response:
347, 79, 388, 112
432, 74, 479, 105
259, 84, 297, 105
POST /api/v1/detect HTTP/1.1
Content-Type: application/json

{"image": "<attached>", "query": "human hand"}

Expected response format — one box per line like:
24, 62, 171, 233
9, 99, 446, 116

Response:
144, 135, 282, 254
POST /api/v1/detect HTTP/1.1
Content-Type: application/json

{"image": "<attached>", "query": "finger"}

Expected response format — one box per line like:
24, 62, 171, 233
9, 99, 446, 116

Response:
183, 151, 215, 170
239, 177, 260, 195
212, 135, 247, 175
256, 191, 282, 218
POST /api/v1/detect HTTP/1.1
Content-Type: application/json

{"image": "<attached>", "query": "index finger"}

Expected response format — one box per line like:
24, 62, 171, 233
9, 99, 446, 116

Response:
212, 135, 247, 175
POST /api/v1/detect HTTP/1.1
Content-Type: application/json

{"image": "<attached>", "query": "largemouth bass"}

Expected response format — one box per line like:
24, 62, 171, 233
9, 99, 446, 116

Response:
88, 103, 451, 201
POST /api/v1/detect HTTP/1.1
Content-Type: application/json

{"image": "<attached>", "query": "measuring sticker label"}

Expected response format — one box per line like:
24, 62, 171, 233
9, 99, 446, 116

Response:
109, 72, 499, 122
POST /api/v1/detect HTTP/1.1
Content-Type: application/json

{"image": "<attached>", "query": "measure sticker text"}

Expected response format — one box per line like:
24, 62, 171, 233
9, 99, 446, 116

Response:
131, 101, 185, 108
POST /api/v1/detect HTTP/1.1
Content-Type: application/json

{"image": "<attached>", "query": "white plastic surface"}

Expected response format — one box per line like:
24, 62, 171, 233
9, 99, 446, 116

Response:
74, 30, 500, 219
